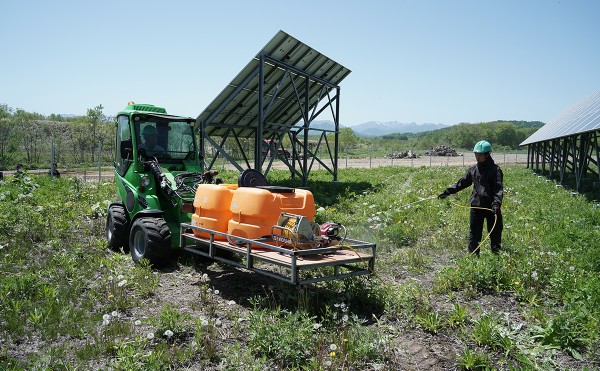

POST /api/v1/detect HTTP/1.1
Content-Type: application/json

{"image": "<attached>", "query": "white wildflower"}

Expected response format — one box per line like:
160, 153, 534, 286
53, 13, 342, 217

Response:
329, 343, 338, 351
147, 332, 155, 340
313, 323, 322, 330
111, 311, 118, 317
134, 320, 142, 326
102, 314, 110, 321
164, 330, 174, 338
117, 280, 127, 287
117, 275, 124, 280
214, 289, 220, 295
201, 319, 209, 326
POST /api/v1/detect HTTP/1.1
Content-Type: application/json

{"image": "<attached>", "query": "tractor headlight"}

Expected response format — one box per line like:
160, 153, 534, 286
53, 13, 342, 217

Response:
139, 176, 151, 192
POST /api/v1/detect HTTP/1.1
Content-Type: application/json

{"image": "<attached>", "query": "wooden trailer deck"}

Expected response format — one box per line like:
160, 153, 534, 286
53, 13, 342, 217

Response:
179, 223, 376, 285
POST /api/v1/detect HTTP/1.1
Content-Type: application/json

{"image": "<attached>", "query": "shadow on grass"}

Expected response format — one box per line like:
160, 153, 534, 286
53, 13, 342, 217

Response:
532, 170, 600, 202
174, 250, 386, 320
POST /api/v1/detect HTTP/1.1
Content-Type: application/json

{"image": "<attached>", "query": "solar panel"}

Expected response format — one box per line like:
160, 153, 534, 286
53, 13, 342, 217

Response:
521, 90, 600, 145
196, 30, 351, 138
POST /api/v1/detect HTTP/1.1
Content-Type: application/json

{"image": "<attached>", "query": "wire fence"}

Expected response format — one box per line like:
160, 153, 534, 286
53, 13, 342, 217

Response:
1, 146, 528, 183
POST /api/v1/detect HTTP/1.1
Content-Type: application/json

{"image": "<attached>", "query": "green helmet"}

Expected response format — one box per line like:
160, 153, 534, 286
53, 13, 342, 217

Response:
473, 140, 492, 153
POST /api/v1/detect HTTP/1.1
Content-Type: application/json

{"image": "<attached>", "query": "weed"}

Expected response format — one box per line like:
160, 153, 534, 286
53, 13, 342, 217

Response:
247, 308, 316, 368
455, 346, 492, 370
151, 305, 191, 340
471, 313, 499, 347
447, 302, 470, 328
415, 309, 444, 334
191, 317, 220, 362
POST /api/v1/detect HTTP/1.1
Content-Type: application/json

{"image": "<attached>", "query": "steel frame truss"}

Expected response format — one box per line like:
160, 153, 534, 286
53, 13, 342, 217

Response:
198, 55, 343, 186
526, 131, 600, 191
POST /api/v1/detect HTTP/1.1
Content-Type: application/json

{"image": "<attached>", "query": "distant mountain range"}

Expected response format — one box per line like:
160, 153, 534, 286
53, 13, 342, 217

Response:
304, 120, 450, 137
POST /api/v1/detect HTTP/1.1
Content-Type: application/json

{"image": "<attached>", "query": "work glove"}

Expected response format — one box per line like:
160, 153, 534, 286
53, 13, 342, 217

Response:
438, 190, 450, 199
492, 204, 500, 214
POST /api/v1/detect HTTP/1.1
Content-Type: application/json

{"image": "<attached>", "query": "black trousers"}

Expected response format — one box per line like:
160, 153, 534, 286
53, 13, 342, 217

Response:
468, 208, 503, 254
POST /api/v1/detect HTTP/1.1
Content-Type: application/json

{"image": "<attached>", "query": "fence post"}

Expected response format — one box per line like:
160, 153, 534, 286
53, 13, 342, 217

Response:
98, 142, 102, 182
429, 155, 432, 167
369, 148, 372, 168
345, 144, 348, 168
50, 139, 55, 178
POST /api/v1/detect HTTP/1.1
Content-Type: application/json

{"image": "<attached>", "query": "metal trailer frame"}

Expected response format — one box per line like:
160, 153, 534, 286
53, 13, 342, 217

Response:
179, 223, 376, 286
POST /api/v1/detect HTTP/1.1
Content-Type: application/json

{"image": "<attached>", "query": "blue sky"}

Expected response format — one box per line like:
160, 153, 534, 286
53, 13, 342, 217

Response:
1, 0, 598, 126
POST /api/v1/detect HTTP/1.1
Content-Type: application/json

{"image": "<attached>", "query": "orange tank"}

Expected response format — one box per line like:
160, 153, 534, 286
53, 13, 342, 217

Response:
191, 184, 237, 240
228, 186, 315, 242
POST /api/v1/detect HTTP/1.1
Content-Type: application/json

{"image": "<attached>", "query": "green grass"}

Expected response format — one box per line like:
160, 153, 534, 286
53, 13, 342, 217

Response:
1, 166, 598, 369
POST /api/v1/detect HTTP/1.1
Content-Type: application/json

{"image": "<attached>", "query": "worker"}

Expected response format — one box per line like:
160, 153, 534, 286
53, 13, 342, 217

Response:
15, 164, 24, 177
139, 125, 165, 155
438, 140, 503, 255
49, 162, 60, 177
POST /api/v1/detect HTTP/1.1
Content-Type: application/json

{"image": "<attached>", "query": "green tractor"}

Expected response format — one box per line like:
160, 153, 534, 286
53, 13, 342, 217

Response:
106, 102, 219, 266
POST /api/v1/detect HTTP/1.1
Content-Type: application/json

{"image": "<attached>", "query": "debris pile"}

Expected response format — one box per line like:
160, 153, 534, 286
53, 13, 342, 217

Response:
425, 146, 460, 156
386, 150, 418, 159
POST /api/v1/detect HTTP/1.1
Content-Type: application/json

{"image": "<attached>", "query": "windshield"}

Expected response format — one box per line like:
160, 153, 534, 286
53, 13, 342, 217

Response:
134, 116, 195, 161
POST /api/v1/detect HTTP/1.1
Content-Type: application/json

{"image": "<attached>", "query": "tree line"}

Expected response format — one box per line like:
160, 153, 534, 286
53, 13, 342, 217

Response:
0, 104, 113, 170
380, 120, 543, 151
0, 102, 543, 171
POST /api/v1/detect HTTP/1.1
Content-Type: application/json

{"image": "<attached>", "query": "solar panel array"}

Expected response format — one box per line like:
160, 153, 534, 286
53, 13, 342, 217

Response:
521, 90, 600, 145
196, 30, 351, 138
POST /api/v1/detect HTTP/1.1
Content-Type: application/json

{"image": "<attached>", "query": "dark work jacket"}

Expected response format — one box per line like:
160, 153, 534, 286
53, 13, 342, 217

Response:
445, 157, 503, 208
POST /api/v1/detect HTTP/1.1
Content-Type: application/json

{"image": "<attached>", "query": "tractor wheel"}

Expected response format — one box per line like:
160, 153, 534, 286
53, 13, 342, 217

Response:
106, 204, 129, 250
129, 217, 171, 267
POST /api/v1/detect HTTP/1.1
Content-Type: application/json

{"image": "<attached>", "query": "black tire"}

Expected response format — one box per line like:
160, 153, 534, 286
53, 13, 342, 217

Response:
129, 217, 171, 267
106, 204, 129, 250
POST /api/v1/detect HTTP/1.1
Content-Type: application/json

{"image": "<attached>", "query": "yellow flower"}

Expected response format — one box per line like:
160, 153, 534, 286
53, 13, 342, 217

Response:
108, 294, 114, 299
330, 351, 336, 357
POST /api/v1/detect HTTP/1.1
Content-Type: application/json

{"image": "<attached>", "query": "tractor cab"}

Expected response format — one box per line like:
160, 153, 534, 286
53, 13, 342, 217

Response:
108, 102, 216, 266
115, 102, 199, 175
